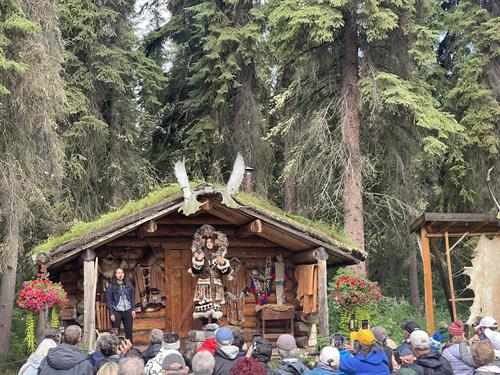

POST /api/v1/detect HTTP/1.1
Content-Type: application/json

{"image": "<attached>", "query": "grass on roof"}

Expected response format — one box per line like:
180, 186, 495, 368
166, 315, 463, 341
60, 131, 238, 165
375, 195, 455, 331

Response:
33, 183, 355, 255
33, 184, 182, 254
236, 192, 355, 248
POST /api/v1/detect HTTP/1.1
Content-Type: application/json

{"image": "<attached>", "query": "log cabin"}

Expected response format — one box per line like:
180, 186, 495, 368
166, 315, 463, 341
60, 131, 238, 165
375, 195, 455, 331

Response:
33, 183, 365, 350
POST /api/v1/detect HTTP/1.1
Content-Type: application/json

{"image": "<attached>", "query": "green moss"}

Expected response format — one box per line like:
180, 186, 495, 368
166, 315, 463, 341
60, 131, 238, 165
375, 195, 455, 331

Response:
34, 184, 355, 256
236, 192, 355, 248
32, 184, 182, 254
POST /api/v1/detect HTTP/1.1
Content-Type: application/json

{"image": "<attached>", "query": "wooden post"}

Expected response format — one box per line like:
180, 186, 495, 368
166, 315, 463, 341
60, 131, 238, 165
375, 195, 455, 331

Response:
430, 239, 454, 319
316, 248, 329, 338
419, 227, 435, 332
444, 232, 457, 321
82, 250, 97, 352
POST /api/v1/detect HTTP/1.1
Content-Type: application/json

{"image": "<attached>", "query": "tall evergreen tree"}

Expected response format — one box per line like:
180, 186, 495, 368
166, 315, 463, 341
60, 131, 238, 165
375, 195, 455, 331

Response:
0, 0, 65, 352
58, 0, 163, 220
438, 0, 499, 212
146, 0, 270, 187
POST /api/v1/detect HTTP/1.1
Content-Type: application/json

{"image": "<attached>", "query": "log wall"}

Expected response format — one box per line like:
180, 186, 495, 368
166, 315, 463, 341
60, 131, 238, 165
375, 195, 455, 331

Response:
54, 213, 313, 346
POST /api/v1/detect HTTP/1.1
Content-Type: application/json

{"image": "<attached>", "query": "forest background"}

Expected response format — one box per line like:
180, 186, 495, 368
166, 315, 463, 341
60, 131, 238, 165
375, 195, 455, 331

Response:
0, 0, 498, 363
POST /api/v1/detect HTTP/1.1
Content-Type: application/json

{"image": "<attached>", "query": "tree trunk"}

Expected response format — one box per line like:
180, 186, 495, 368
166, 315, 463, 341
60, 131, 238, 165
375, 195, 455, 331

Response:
402, 146, 421, 307
0, 214, 21, 353
106, 88, 121, 209
341, 7, 365, 273
393, 13, 421, 307
232, 0, 264, 192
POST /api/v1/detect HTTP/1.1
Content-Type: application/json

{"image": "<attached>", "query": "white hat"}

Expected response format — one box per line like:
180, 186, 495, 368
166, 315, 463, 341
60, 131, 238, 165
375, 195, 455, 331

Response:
477, 317, 498, 329
320, 346, 340, 367
410, 330, 430, 350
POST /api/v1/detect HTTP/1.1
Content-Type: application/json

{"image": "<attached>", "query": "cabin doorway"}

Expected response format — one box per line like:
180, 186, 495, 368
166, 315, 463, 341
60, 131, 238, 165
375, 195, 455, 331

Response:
164, 248, 202, 338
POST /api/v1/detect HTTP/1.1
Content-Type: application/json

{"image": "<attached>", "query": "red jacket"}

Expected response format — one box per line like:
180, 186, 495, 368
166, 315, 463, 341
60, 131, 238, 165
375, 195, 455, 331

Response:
196, 338, 218, 355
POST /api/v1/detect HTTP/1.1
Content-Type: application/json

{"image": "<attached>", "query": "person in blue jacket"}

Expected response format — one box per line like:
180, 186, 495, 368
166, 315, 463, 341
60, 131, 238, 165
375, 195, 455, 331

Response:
106, 268, 136, 341
339, 329, 390, 375
305, 346, 341, 375
330, 333, 353, 375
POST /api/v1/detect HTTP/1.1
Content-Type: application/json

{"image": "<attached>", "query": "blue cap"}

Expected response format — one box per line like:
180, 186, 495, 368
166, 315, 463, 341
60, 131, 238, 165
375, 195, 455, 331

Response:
215, 327, 233, 345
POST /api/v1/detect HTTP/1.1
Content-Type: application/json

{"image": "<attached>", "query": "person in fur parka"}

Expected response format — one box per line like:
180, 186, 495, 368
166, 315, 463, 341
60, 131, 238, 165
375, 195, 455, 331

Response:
190, 225, 233, 324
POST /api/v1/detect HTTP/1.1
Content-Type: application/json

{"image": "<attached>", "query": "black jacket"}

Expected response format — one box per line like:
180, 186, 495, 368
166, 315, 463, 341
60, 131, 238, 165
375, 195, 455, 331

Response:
142, 343, 162, 363
106, 281, 134, 315
213, 346, 240, 375
407, 352, 455, 375
38, 343, 93, 375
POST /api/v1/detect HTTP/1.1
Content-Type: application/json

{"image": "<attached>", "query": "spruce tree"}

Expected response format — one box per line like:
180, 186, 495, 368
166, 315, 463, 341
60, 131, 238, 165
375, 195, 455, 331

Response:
0, 0, 65, 352
58, 0, 162, 219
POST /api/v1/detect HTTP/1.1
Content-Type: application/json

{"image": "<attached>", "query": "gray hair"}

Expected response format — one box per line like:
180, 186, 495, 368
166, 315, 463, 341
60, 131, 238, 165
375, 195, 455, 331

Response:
192, 351, 215, 375
96, 333, 119, 356
119, 357, 145, 375
150, 328, 164, 345
96, 361, 119, 375
278, 348, 297, 359
64, 325, 82, 345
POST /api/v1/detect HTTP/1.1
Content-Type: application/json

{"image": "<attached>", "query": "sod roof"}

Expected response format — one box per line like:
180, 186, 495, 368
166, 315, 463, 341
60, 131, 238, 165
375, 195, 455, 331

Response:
33, 184, 365, 266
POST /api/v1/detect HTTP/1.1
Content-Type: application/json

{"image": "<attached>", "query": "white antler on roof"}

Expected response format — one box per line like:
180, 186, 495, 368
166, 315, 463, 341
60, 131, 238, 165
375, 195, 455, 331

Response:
174, 159, 202, 215
221, 153, 246, 208
226, 153, 246, 195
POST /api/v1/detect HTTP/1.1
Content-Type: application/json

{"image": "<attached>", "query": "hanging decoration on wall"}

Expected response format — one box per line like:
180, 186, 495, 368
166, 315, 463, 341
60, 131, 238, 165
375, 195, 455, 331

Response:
249, 269, 267, 305
189, 225, 233, 322
264, 257, 274, 296
275, 253, 285, 305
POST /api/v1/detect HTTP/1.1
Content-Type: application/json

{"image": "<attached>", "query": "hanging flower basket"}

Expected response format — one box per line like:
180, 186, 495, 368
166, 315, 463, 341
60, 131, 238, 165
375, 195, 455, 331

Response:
17, 266, 67, 351
329, 269, 382, 334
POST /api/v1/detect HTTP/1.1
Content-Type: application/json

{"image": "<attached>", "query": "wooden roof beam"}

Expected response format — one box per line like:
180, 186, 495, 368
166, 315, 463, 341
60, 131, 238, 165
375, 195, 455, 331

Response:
439, 221, 457, 233
292, 247, 329, 264
235, 219, 263, 238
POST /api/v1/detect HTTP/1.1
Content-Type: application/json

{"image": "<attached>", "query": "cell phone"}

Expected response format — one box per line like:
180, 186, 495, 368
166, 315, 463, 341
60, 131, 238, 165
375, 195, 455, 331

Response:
362, 319, 369, 329
393, 349, 402, 365
464, 324, 469, 338
118, 335, 126, 342
332, 333, 344, 349
349, 319, 355, 331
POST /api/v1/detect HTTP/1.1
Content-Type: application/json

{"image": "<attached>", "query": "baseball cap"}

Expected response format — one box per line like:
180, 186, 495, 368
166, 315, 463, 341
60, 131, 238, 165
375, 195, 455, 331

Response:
476, 317, 498, 329
371, 326, 388, 343
215, 327, 233, 345
410, 330, 430, 350
319, 346, 340, 367
351, 329, 376, 346
162, 352, 186, 372
401, 321, 421, 334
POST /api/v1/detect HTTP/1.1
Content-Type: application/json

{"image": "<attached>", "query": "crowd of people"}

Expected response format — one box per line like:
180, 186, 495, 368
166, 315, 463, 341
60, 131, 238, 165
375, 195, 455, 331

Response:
17, 316, 500, 375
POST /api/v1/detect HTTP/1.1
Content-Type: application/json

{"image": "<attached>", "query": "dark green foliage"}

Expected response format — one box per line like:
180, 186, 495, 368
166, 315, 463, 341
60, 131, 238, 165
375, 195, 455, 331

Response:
58, 0, 163, 220
0, 0, 38, 95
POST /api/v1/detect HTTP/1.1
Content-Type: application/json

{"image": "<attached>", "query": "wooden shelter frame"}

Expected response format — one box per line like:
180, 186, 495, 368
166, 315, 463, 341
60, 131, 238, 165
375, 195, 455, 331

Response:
410, 213, 500, 332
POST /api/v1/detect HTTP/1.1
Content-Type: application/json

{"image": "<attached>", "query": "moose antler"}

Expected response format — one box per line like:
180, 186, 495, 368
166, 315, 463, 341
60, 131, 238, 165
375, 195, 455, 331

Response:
221, 153, 246, 207
174, 159, 202, 215
486, 167, 500, 220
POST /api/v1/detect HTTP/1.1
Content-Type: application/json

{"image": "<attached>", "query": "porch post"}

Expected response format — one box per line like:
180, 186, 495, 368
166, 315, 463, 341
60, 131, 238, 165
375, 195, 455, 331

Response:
82, 249, 97, 352
419, 227, 435, 332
